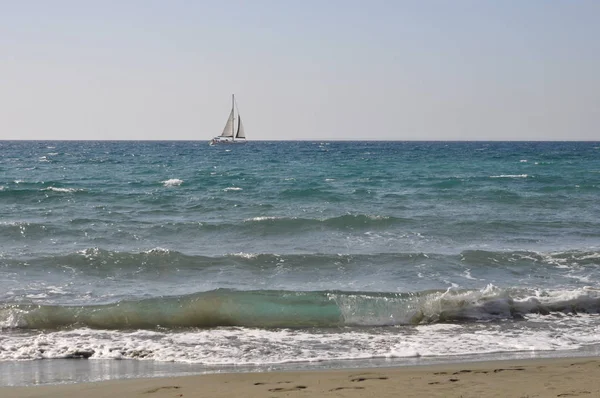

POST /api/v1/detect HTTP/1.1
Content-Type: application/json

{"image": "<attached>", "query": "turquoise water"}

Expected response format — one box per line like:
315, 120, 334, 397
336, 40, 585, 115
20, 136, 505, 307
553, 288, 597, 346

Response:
1, 141, 600, 384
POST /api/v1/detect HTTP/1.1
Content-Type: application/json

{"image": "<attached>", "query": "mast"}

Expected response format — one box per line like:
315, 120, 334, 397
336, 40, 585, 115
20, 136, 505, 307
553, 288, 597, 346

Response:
232, 94, 235, 141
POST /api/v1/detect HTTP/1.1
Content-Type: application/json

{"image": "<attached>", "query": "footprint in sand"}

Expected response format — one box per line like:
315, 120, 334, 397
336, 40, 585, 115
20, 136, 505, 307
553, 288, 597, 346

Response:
330, 386, 365, 391
569, 361, 597, 367
268, 385, 307, 392
452, 370, 472, 375
349, 373, 388, 382
255, 381, 291, 386
493, 368, 525, 373
557, 391, 591, 397
143, 386, 181, 394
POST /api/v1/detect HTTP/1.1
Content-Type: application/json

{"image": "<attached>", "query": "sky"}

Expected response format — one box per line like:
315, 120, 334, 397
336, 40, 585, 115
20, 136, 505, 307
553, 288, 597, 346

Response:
1, 0, 599, 141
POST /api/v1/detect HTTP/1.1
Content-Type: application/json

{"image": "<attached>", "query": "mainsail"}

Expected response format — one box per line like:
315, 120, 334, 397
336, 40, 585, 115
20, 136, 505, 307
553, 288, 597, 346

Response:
221, 109, 235, 137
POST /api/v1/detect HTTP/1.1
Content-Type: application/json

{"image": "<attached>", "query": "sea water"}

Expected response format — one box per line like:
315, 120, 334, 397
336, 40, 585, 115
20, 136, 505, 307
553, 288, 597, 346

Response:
1, 141, 599, 385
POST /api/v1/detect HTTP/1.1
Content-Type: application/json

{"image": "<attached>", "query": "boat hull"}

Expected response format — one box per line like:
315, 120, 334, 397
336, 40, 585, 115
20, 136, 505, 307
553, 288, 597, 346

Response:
210, 138, 247, 145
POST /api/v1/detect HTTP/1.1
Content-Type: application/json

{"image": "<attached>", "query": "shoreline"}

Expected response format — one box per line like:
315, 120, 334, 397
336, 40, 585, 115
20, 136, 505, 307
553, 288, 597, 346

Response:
2, 348, 599, 387
2, 356, 599, 398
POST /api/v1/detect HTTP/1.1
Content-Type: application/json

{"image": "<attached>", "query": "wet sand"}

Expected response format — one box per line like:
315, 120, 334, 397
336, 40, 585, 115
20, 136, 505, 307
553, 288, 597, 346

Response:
2, 357, 599, 398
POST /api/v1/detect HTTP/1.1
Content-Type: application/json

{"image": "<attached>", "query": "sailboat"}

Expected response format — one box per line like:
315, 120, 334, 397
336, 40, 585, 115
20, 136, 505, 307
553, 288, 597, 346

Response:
210, 94, 247, 145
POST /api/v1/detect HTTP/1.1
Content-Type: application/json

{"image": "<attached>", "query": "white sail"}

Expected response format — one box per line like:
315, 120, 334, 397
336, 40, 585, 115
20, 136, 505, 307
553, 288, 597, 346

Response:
210, 94, 247, 144
220, 109, 235, 137
236, 116, 246, 139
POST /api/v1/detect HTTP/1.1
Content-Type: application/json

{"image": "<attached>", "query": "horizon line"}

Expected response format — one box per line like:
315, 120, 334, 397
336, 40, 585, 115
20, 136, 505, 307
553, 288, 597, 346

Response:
1, 139, 599, 143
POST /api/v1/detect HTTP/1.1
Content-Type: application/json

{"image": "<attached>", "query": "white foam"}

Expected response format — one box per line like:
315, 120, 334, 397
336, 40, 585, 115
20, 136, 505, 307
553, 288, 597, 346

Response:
223, 187, 242, 191
579, 252, 600, 260
1, 314, 598, 364
364, 214, 390, 220
490, 174, 528, 178
567, 273, 592, 283
229, 252, 259, 259
25, 293, 48, 299
162, 179, 183, 187
43, 187, 79, 193
246, 216, 279, 222
144, 247, 171, 254
462, 269, 477, 280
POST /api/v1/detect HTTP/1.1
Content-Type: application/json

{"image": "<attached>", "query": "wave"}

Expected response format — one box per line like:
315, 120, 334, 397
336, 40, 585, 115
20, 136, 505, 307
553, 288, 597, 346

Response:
490, 174, 529, 178
459, 249, 600, 268
2, 285, 600, 330
0, 221, 55, 239
143, 214, 410, 236
0, 213, 407, 242
0, 183, 88, 200
243, 214, 408, 230
0, 249, 431, 275
279, 187, 344, 202
42, 186, 83, 193
2, 248, 599, 275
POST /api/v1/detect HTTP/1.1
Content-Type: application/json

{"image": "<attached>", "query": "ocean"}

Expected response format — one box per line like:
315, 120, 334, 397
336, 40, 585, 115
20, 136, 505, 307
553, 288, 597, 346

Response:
1, 140, 600, 386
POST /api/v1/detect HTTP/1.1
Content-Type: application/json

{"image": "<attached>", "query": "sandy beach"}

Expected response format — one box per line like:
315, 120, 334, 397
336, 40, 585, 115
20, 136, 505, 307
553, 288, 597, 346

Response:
2, 357, 599, 398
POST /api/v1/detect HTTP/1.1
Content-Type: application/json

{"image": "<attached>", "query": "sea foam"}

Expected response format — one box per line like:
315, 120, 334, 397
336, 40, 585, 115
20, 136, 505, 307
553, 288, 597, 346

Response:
162, 179, 183, 186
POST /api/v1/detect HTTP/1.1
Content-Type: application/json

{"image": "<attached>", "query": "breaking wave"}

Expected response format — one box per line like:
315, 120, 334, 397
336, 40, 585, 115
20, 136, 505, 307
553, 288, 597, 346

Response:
2, 285, 600, 330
